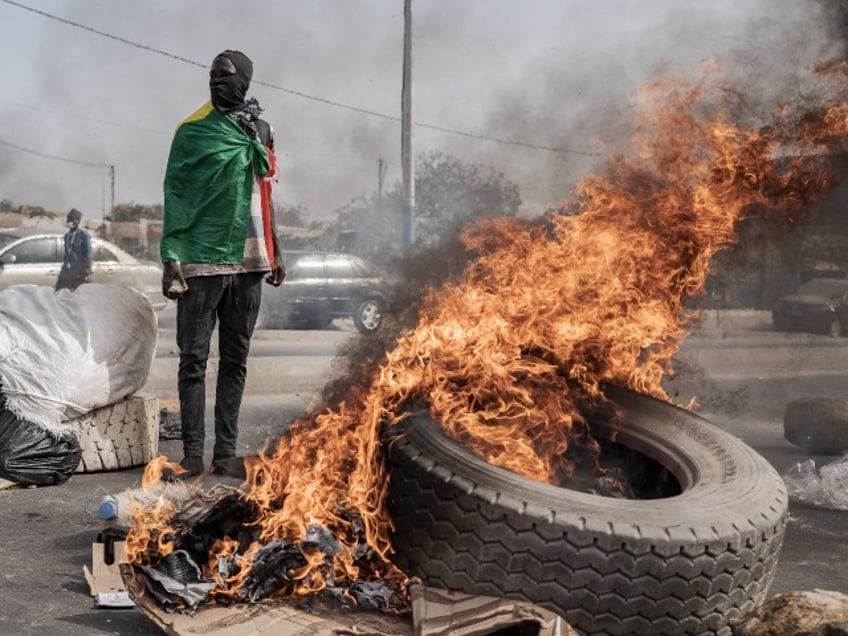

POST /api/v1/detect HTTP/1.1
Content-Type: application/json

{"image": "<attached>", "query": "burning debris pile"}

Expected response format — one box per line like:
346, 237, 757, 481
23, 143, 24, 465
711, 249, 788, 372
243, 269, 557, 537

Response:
127, 474, 407, 614
127, 63, 848, 613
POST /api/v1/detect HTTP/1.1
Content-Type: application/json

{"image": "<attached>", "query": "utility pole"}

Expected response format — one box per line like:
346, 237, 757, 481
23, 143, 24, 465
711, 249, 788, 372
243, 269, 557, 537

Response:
377, 158, 387, 216
401, 0, 415, 252
109, 164, 115, 218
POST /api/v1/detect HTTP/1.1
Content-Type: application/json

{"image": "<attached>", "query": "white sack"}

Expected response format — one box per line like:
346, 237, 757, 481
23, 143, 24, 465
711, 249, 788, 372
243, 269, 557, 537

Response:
0, 283, 157, 437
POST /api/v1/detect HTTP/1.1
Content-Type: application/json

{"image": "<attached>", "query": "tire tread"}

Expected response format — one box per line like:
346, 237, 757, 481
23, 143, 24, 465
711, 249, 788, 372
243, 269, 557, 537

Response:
386, 399, 787, 636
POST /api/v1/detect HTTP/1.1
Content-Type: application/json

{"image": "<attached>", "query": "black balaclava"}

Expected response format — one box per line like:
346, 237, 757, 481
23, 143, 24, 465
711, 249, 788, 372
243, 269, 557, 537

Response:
66, 208, 82, 227
209, 50, 253, 112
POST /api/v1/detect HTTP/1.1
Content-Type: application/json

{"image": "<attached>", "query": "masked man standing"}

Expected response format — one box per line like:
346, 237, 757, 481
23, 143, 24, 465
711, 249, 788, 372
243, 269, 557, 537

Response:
160, 49, 285, 480
55, 208, 92, 291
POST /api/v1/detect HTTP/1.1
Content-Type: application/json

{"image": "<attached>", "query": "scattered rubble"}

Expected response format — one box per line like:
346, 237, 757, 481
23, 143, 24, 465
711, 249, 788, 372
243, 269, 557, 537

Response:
734, 589, 848, 636
782, 456, 848, 510
117, 479, 576, 633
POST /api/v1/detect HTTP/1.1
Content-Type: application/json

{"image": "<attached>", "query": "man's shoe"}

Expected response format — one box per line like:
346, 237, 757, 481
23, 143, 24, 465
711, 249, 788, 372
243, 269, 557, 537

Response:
211, 456, 247, 480
162, 455, 205, 482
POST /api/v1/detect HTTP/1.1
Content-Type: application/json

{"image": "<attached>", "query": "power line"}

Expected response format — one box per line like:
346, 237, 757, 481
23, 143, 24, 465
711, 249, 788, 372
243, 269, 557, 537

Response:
0, 139, 111, 168
0, 0, 205, 69
0, 100, 168, 135
413, 122, 596, 155
0, 0, 601, 157
0, 101, 393, 159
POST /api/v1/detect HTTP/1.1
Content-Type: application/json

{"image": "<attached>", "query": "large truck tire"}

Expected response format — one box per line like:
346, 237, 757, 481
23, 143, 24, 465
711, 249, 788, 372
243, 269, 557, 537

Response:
385, 387, 788, 636
70, 392, 159, 472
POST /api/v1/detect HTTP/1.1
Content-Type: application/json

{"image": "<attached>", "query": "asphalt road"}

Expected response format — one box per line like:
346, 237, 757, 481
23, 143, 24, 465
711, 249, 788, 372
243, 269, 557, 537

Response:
0, 310, 846, 635
669, 310, 848, 595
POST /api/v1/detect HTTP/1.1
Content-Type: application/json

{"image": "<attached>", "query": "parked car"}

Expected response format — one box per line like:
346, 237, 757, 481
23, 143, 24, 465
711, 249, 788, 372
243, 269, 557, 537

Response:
771, 277, 848, 337
257, 251, 392, 334
0, 228, 166, 310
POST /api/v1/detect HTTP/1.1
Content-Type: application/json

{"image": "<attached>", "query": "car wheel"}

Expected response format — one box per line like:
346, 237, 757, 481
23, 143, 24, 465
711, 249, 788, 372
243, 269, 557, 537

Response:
385, 387, 787, 636
829, 314, 842, 338
353, 298, 383, 334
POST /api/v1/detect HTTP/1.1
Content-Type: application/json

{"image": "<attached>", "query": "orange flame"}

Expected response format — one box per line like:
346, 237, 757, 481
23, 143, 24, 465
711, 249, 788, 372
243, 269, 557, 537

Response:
129, 64, 848, 606
124, 456, 187, 564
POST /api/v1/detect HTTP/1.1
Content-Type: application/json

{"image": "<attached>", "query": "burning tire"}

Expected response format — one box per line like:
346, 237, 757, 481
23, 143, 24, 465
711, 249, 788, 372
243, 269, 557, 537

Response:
385, 387, 787, 636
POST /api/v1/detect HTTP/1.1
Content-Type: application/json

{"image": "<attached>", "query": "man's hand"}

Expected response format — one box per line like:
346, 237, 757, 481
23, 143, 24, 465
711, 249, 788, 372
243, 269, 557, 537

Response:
265, 255, 285, 287
162, 261, 188, 299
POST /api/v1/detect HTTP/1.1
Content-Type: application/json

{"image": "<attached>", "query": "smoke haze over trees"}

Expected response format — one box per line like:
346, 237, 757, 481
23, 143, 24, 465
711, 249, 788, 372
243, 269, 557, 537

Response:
325, 151, 520, 256
1, 0, 844, 224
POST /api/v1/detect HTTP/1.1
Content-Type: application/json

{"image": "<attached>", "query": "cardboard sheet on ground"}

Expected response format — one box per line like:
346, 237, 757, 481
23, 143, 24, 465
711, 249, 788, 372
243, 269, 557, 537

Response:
84, 538, 135, 609
0, 283, 156, 437
121, 566, 573, 636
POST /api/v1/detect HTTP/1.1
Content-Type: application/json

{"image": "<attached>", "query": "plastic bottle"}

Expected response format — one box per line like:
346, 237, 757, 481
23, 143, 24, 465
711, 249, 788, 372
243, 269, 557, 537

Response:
87, 482, 192, 529
96, 495, 121, 522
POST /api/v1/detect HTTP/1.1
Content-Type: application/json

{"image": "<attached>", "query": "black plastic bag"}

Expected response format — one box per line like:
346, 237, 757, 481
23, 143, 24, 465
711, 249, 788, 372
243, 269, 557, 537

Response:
0, 408, 82, 486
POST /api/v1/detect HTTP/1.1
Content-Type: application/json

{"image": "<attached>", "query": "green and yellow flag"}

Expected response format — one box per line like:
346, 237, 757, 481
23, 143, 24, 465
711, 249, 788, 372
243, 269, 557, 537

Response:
161, 101, 270, 264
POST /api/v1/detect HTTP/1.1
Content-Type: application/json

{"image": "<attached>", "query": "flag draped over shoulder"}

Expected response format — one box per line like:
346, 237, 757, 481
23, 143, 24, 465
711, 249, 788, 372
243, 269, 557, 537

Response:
242, 149, 277, 272
161, 101, 270, 264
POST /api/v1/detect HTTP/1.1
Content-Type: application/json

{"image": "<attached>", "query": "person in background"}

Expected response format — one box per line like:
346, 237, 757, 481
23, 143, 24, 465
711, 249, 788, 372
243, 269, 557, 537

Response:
55, 208, 92, 291
160, 49, 285, 481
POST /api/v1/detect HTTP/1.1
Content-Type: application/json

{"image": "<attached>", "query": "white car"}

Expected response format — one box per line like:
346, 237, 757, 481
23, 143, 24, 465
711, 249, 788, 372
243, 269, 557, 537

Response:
0, 228, 167, 310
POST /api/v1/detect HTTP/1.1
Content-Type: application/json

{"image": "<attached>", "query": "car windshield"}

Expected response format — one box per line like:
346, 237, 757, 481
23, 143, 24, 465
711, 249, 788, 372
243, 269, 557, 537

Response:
0, 233, 20, 251
795, 278, 848, 297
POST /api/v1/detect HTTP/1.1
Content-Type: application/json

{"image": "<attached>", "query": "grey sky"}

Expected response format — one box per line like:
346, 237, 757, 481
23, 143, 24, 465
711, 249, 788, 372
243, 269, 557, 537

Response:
0, 0, 838, 222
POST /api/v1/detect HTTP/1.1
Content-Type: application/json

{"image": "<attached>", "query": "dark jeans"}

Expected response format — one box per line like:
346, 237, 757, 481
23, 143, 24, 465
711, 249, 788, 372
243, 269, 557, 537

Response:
176, 272, 263, 460
55, 271, 90, 291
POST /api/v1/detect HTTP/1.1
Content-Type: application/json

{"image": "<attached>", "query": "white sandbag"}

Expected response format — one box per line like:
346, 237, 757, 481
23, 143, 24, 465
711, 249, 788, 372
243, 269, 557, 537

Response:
0, 283, 157, 437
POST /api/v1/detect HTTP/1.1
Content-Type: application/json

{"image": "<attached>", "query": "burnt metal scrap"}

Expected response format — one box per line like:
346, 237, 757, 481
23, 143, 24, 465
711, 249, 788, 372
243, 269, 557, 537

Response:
135, 550, 215, 614
242, 539, 308, 602
131, 485, 410, 614
324, 580, 404, 613
171, 484, 261, 562
303, 523, 342, 556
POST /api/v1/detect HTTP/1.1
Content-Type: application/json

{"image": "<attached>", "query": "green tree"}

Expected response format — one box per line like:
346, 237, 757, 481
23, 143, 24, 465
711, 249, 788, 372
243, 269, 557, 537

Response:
275, 204, 309, 227
411, 151, 521, 245
26, 207, 55, 220
326, 151, 521, 259
111, 203, 163, 222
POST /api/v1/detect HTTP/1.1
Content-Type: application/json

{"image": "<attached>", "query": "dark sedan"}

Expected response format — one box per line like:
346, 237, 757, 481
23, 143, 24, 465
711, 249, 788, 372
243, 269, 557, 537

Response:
772, 277, 848, 337
0, 228, 167, 310
257, 251, 392, 334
